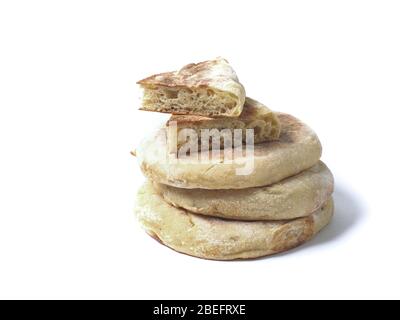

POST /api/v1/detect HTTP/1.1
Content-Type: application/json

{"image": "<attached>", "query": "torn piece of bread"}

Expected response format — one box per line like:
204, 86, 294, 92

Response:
166, 97, 281, 152
137, 58, 246, 117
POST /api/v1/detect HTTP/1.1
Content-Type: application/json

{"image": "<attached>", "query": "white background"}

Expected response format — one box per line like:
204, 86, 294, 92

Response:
0, 0, 399, 300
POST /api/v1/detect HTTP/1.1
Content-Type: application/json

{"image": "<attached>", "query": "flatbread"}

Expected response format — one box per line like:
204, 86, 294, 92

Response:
135, 113, 322, 189
137, 58, 246, 117
135, 182, 334, 260
153, 161, 334, 220
167, 97, 281, 152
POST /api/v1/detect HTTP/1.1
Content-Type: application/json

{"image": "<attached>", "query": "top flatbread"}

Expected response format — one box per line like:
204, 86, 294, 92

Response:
137, 58, 246, 117
135, 112, 322, 189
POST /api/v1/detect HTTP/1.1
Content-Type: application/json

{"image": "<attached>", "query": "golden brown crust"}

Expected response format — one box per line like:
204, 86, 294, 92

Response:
138, 58, 234, 88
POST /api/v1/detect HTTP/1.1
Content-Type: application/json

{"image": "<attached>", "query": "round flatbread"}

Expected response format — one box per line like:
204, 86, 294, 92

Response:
136, 113, 322, 189
135, 183, 334, 260
153, 161, 334, 221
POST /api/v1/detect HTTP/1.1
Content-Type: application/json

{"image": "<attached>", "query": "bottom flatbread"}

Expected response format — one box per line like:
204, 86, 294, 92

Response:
135, 183, 334, 260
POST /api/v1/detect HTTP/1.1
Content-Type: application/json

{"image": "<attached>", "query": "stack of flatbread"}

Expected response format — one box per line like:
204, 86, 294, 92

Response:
134, 58, 334, 260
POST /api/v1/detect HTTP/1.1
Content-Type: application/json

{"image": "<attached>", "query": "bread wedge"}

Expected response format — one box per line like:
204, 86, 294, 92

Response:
167, 97, 281, 152
137, 58, 245, 117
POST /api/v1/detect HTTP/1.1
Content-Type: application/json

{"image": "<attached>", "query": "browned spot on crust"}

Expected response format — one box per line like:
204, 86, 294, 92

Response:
276, 113, 305, 143
240, 100, 259, 118
137, 59, 229, 88
271, 216, 314, 252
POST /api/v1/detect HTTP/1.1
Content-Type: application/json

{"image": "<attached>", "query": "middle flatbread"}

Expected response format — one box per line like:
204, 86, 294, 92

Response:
153, 161, 334, 220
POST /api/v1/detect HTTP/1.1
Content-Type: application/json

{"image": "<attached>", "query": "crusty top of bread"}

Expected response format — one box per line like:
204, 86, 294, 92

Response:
138, 57, 241, 89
